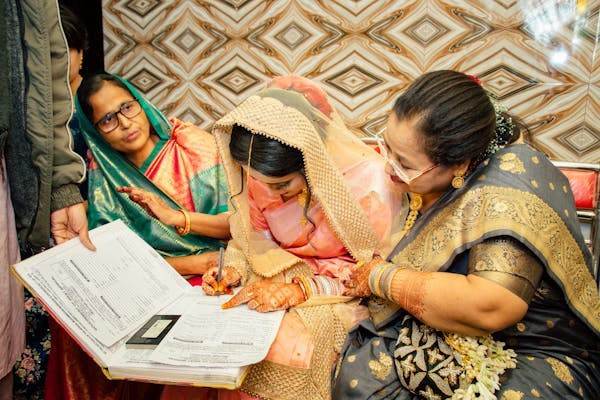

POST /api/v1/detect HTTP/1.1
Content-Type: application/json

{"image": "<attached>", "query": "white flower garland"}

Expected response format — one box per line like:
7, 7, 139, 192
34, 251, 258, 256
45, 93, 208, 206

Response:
444, 333, 518, 400
487, 102, 513, 156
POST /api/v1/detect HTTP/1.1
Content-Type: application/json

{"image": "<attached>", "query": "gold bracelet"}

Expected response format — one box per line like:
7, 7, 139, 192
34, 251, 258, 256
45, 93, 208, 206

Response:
174, 209, 191, 236
292, 277, 309, 300
292, 276, 315, 299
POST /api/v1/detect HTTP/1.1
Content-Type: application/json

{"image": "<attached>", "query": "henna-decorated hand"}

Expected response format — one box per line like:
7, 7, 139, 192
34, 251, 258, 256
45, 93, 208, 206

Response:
222, 281, 306, 312
343, 257, 386, 297
202, 266, 240, 296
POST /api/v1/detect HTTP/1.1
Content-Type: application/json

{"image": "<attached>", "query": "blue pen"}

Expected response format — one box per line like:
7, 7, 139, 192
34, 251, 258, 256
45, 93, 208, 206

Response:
216, 247, 224, 296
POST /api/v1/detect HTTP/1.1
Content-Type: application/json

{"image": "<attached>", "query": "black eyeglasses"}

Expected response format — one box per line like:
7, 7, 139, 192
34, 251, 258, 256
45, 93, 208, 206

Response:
94, 99, 142, 134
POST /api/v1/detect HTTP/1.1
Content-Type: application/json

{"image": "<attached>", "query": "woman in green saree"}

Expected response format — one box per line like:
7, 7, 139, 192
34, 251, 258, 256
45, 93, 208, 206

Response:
77, 73, 230, 275
44, 73, 230, 400
334, 70, 599, 399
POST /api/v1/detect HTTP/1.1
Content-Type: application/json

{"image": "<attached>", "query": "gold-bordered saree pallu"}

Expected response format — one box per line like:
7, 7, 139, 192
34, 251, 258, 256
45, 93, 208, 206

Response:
334, 144, 600, 400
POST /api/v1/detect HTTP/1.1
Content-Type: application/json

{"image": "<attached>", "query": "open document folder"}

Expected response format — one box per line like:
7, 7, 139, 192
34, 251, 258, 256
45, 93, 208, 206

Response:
11, 220, 284, 388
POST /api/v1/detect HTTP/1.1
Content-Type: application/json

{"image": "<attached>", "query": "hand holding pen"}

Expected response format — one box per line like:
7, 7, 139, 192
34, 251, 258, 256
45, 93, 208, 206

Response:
201, 248, 240, 296
216, 247, 224, 295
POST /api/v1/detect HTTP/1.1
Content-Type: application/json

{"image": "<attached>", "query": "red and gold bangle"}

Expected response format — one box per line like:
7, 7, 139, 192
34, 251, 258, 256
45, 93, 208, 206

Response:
174, 209, 191, 236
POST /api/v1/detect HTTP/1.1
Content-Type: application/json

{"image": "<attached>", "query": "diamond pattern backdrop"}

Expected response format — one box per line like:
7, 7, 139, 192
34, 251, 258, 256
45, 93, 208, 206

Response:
103, 0, 599, 162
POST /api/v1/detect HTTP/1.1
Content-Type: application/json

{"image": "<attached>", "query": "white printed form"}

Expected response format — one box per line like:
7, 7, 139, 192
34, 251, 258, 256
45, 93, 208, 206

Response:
17, 220, 189, 347
149, 287, 284, 367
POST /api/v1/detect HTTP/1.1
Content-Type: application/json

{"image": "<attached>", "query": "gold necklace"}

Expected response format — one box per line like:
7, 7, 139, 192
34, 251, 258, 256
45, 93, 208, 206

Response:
402, 193, 422, 235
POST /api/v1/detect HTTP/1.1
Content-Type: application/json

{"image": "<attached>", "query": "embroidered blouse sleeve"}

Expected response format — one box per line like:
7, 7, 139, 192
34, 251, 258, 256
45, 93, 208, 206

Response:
468, 236, 543, 303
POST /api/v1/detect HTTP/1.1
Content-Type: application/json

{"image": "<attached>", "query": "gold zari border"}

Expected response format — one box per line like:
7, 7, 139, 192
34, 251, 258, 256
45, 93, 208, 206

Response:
391, 186, 600, 332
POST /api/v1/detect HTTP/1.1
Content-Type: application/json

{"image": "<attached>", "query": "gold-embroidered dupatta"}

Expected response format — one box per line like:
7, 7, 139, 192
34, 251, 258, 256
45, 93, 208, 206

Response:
212, 76, 404, 399
213, 76, 403, 284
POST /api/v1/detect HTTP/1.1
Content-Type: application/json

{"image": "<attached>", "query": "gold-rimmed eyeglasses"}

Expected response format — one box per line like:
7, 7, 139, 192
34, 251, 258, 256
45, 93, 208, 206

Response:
93, 99, 142, 134
375, 127, 438, 184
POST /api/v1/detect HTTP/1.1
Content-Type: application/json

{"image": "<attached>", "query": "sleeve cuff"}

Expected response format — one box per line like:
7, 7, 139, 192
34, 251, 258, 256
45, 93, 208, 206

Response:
50, 184, 84, 212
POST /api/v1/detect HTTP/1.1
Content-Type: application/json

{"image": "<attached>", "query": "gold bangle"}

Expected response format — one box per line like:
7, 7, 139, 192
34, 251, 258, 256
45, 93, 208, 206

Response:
292, 277, 309, 300
174, 209, 191, 236
384, 267, 406, 303
292, 276, 314, 299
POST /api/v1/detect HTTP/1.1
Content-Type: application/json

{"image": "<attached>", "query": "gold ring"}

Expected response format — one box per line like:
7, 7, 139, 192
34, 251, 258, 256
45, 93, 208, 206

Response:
347, 281, 355, 288
246, 291, 253, 298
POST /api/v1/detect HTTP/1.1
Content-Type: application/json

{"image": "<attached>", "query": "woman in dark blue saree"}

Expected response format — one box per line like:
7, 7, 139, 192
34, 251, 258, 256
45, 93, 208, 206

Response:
334, 70, 599, 399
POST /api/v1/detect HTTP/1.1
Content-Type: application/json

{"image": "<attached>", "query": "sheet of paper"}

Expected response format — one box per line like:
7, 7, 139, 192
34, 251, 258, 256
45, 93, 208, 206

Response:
109, 329, 245, 385
13, 220, 190, 347
148, 286, 284, 367
109, 350, 244, 384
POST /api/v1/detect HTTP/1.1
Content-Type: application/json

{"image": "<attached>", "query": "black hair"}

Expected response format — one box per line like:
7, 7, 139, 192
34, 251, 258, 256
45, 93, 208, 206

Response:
59, 5, 89, 52
393, 70, 520, 167
230, 124, 304, 177
77, 73, 133, 123
229, 124, 317, 238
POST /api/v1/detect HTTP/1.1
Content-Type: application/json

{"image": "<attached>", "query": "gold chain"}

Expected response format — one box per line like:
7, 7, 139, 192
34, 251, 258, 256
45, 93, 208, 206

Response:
402, 193, 422, 235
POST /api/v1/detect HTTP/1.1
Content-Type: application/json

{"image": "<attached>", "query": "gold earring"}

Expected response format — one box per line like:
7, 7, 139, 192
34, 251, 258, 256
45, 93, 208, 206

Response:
452, 171, 465, 189
297, 187, 310, 227
297, 187, 308, 207
79, 56, 83, 70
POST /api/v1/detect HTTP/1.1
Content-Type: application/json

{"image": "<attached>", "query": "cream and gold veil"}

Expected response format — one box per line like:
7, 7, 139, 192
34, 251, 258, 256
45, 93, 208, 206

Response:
213, 75, 404, 284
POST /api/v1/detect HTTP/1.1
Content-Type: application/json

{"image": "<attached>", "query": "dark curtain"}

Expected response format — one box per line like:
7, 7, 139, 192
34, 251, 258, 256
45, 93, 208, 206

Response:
59, 0, 104, 74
